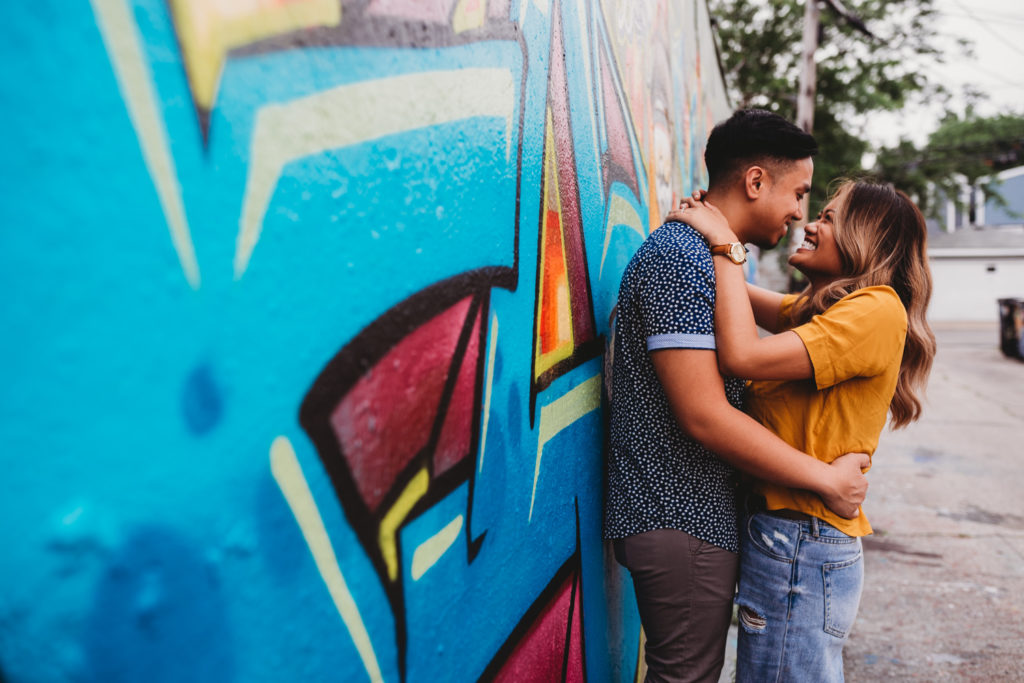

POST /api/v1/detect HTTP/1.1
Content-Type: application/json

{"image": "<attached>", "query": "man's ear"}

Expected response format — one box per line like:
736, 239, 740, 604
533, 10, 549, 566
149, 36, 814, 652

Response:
744, 166, 766, 200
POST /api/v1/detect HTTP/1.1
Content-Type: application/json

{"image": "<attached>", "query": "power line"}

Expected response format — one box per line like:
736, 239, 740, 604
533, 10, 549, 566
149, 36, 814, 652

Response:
948, 0, 1024, 58
929, 57, 1024, 89
946, 4, 1024, 22
918, 32, 1024, 89
938, 10, 1024, 26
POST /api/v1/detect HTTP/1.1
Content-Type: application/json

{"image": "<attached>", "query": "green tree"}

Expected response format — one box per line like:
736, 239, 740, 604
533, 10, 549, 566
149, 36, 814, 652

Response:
708, 0, 957, 212
875, 110, 1024, 220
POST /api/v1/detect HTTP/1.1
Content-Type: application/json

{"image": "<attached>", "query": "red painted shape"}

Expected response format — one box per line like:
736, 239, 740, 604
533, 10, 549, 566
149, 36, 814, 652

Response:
492, 570, 584, 682
546, 5, 596, 346
434, 304, 482, 476
565, 572, 585, 683
539, 207, 570, 356
331, 297, 472, 513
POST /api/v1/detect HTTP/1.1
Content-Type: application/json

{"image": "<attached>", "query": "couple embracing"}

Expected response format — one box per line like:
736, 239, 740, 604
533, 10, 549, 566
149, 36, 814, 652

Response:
604, 109, 936, 682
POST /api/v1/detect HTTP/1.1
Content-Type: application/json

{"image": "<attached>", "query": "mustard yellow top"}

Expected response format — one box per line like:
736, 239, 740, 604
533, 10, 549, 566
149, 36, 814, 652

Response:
745, 285, 908, 536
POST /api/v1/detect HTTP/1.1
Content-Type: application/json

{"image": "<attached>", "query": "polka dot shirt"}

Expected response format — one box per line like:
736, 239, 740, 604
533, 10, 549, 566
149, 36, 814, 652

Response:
603, 222, 745, 552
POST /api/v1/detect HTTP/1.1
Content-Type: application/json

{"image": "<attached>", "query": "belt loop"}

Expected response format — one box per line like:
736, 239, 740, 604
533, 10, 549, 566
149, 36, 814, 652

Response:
810, 516, 820, 537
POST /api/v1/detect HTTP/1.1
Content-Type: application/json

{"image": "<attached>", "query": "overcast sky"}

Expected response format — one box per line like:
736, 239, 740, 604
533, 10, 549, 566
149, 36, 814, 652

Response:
864, 0, 1024, 150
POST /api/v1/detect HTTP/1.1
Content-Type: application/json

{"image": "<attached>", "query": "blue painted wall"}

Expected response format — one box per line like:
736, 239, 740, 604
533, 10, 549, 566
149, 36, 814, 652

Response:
0, 1, 729, 680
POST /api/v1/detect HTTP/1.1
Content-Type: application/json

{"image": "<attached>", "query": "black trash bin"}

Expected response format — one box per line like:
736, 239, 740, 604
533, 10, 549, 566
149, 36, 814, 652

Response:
998, 298, 1024, 360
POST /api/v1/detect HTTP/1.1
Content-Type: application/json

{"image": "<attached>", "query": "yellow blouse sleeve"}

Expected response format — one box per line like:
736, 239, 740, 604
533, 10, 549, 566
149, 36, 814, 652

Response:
777, 293, 800, 331
791, 286, 908, 390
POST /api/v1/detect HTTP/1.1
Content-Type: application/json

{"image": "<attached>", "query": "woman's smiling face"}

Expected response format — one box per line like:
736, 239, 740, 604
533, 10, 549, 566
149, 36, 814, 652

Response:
789, 194, 844, 284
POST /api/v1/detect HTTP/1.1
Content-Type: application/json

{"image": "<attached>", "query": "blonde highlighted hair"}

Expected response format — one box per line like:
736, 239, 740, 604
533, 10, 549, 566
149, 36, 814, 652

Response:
790, 180, 936, 429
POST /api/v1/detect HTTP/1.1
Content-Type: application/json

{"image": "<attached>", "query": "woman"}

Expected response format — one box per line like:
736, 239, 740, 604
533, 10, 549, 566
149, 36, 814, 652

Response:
669, 180, 936, 682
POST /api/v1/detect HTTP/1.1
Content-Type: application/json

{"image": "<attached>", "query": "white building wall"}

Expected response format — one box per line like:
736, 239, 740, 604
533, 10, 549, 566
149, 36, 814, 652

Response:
929, 255, 1024, 321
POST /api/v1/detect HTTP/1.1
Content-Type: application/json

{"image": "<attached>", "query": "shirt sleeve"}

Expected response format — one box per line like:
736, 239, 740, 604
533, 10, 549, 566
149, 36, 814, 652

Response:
791, 286, 908, 389
639, 229, 717, 352
778, 293, 800, 331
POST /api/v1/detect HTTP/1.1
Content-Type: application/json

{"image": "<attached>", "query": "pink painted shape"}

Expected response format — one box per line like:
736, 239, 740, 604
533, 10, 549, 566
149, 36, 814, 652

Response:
488, 0, 511, 19
433, 305, 482, 476
546, 7, 595, 345
600, 44, 639, 194
331, 297, 472, 513
365, 0, 457, 23
493, 571, 584, 682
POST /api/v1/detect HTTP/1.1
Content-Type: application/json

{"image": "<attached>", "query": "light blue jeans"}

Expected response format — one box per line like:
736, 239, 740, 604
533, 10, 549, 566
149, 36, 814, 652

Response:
735, 512, 864, 683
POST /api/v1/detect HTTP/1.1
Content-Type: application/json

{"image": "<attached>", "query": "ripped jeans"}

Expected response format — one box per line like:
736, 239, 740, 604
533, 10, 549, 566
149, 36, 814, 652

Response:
735, 512, 864, 683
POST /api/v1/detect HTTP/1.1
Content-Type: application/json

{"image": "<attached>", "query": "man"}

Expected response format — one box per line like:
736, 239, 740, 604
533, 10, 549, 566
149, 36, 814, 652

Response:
604, 109, 869, 682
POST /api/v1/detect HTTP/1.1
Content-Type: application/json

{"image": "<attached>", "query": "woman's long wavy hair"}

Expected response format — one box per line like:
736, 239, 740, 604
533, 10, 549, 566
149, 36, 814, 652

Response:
789, 180, 937, 429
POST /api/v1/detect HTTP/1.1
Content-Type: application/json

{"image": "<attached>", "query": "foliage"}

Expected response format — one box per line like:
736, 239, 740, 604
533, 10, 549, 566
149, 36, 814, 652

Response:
874, 111, 1024, 218
708, 0, 955, 212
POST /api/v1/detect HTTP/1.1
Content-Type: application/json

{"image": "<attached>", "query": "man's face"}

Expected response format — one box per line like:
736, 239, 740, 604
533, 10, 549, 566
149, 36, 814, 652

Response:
749, 157, 813, 249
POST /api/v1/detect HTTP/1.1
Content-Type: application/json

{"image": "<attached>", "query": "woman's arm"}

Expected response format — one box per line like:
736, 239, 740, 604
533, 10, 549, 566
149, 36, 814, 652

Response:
673, 199, 813, 381
747, 282, 786, 333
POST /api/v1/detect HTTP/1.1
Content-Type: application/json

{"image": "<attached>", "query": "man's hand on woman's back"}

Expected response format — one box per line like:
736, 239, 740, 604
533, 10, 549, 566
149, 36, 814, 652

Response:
821, 452, 870, 519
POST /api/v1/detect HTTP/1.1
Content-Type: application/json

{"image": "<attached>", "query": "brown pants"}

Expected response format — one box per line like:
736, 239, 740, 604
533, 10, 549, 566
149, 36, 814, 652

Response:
614, 528, 739, 683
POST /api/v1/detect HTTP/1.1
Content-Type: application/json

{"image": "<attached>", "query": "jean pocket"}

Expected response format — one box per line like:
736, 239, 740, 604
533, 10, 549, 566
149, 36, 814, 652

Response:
823, 552, 864, 638
745, 513, 795, 562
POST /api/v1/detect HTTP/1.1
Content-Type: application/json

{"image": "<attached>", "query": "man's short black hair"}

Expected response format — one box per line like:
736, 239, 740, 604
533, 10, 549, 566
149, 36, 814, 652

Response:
704, 109, 818, 188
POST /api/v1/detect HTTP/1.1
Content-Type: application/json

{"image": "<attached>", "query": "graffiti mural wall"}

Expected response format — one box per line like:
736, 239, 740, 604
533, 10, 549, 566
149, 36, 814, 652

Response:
0, 0, 728, 680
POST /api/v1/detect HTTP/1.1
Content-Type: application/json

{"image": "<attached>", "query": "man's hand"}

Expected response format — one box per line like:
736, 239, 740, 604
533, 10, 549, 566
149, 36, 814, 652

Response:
819, 452, 870, 519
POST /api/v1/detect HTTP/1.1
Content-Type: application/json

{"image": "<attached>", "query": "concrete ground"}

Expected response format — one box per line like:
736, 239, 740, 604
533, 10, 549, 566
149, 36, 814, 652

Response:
844, 322, 1024, 681
716, 321, 1024, 682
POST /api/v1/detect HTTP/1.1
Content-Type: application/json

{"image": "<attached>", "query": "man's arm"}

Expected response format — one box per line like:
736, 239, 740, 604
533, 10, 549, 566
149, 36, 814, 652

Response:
651, 347, 868, 517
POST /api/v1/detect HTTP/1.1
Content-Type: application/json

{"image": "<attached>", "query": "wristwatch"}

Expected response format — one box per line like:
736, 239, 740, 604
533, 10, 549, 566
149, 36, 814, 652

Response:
710, 242, 747, 265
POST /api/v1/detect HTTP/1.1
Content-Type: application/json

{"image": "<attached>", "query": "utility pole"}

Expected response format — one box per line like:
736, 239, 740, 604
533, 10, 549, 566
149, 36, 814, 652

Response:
793, 0, 872, 224
796, 0, 820, 137
795, 0, 820, 226
799, 0, 874, 137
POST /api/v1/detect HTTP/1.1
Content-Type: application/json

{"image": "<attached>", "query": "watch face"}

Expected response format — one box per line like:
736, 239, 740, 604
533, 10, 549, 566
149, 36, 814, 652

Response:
730, 243, 746, 264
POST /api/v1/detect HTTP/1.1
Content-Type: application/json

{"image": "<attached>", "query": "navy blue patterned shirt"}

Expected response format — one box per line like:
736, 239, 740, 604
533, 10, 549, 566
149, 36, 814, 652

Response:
603, 222, 745, 552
